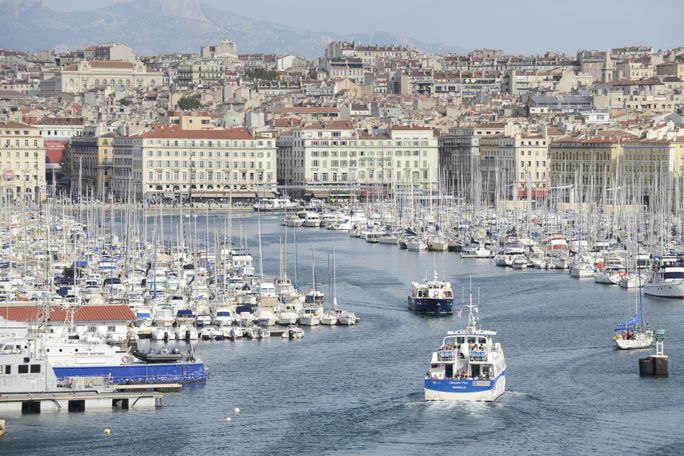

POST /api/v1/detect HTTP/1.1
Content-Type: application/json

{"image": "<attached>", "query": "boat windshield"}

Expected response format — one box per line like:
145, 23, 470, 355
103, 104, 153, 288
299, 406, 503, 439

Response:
664, 272, 684, 279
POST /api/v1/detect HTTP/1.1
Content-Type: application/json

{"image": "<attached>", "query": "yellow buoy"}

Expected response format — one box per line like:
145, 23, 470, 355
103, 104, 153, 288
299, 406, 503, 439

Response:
103, 428, 112, 436
233, 407, 240, 414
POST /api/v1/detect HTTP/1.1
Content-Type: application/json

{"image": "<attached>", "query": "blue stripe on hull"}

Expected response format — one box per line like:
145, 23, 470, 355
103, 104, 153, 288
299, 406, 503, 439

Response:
408, 297, 453, 314
53, 363, 207, 384
424, 371, 505, 394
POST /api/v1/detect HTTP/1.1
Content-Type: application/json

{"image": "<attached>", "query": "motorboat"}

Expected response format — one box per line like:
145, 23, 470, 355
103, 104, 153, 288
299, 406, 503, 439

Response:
643, 257, 684, 298
408, 271, 454, 315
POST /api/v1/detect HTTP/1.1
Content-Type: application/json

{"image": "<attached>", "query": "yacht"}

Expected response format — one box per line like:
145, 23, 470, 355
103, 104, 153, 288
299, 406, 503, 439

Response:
302, 212, 322, 228
253, 197, 298, 212
424, 294, 506, 402
461, 244, 494, 259
643, 257, 684, 298
593, 257, 625, 285
408, 271, 454, 315
299, 307, 321, 326
406, 238, 428, 252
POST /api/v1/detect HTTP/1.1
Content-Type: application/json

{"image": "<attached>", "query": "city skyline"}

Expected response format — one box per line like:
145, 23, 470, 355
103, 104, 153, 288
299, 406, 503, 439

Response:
39, 0, 684, 55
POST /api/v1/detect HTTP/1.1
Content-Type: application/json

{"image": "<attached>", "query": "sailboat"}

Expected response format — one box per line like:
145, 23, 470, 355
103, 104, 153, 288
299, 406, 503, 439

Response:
320, 253, 338, 326
329, 250, 358, 325
614, 230, 653, 350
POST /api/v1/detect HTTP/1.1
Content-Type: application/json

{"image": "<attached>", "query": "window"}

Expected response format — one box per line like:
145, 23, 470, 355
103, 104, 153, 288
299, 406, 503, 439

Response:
18, 364, 29, 374
30, 364, 41, 373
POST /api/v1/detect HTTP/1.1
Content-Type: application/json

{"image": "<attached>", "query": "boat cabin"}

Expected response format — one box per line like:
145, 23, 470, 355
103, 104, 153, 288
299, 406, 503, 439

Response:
428, 330, 502, 381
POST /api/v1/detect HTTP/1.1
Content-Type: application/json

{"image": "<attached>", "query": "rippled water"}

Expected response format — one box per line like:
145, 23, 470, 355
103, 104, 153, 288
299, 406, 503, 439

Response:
3, 213, 684, 455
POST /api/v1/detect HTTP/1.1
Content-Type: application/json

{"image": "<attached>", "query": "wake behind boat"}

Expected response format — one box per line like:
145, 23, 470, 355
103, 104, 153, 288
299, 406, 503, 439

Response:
424, 291, 506, 401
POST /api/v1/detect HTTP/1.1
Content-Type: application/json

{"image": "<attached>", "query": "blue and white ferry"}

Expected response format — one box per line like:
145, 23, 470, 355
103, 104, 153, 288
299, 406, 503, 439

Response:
408, 271, 454, 315
424, 295, 506, 401
2, 334, 206, 384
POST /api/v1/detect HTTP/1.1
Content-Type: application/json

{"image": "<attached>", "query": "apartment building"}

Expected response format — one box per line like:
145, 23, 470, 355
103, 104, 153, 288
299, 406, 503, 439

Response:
439, 123, 508, 201
111, 126, 277, 202
478, 135, 515, 204
548, 137, 621, 202
70, 129, 116, 198
0, 122, 46, 201
514, 134, 550, 198
57, 60, 162, 94
620, 139, 683, 204
277, 122, 439, 198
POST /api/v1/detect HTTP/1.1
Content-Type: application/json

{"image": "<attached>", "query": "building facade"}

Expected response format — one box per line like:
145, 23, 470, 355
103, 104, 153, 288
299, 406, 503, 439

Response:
549, 138, 621, 203
277, 123, 439, 198
58, 60, 162, 94
439, 123, 509, 202
112, 126, 277, 201
70, 131, 116, 199
0, 122, 46, 201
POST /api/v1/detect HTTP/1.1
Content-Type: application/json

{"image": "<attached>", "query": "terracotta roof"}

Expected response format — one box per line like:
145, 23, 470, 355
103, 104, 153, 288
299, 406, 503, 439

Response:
35, 117, 83, 126
0, 121, 35, 129
391, 125, 433, 131
88, 60, 135, 69
358, 131, 389, 140
553, 137, 622, 144
301, 120, 354, 130
271, 118, 301, 128
0, 305, 136, 322
135, 125, 253, 140
473, 122, 507, 129
267, 107, 339, 114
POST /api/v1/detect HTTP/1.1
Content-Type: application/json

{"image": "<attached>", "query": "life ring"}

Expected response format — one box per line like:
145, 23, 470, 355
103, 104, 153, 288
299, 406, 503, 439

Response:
121, 355, 129, 363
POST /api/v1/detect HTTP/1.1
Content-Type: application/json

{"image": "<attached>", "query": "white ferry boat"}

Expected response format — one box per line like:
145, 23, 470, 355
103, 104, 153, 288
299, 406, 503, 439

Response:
424, 294, 506, 402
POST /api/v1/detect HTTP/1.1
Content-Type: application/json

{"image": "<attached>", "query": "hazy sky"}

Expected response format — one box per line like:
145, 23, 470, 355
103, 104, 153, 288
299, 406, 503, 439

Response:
43, 0, 683, 54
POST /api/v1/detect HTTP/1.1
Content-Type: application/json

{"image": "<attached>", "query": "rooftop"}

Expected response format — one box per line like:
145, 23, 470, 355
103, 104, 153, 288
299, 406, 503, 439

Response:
0, 305, 136, 322
135, 125, 254, 140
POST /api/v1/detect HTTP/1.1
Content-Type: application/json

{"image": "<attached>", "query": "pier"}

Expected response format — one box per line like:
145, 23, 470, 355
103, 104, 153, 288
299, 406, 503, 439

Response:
0, 390, 162, 414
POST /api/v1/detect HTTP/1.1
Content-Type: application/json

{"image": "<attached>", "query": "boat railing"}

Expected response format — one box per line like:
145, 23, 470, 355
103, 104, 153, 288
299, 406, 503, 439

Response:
437, 350, 456, 361
470, 351, 488, 362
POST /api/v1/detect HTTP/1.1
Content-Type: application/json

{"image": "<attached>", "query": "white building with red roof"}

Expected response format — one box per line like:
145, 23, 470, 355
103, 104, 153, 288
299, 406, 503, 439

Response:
0, 305, 136, 343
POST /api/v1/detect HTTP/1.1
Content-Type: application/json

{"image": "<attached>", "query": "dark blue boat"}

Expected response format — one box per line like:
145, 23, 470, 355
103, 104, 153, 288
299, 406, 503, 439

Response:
408, 271, 454, 315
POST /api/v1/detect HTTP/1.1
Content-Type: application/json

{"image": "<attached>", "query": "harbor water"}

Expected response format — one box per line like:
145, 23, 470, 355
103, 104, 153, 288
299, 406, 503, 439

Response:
3, 213, 684, 455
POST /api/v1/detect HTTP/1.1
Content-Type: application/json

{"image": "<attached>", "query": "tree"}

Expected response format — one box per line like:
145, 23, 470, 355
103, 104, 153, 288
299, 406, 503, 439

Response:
246, 68, 279, 81
118, 97, 133, 106
56, 141, 72, 192
176, 95, 202, 110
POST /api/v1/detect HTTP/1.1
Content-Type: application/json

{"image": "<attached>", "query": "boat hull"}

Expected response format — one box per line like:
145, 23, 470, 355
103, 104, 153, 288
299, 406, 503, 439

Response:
424, 372, 506, 401
643, 281, 684, 298
408, 297, 453, 314
52, 362, 207, 384
614, 333, 653, 350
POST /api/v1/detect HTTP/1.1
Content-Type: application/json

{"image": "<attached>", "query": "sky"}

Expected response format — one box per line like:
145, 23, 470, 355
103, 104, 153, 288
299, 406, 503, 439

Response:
42, 0, 683, 55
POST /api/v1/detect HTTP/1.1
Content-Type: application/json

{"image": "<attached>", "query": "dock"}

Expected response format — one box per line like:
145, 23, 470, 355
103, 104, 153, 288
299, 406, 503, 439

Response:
113, 383, 182, 393
0, 389, 163, 414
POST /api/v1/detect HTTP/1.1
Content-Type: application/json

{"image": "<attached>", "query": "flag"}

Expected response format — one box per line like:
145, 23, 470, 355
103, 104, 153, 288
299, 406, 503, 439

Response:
457, 308, 463, 318
474, 306, 479, 314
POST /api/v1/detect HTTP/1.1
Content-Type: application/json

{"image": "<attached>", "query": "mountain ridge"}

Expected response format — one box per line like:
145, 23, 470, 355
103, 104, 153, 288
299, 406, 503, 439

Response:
0, 0, 467, 57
